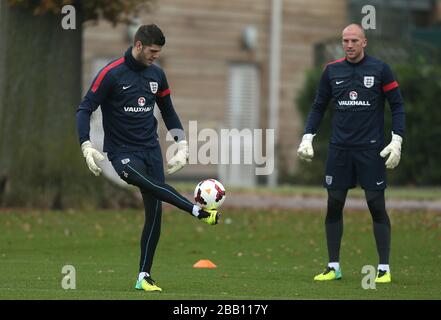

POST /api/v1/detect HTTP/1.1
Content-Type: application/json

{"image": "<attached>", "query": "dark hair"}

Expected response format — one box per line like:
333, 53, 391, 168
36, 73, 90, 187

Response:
134, 24, 166, 46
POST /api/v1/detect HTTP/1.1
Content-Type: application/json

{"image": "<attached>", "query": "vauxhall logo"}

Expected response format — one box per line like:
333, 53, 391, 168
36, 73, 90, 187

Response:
124, 96, 153, 112
124, 106, 153, 112
338, 90, 371, 106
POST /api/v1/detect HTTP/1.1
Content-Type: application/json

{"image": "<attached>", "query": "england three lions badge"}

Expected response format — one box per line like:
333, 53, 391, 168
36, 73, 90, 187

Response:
364, 76, 374, 88
149, 82, 158, 94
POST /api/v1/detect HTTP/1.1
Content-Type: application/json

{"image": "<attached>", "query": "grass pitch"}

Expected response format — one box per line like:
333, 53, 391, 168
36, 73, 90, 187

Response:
0, 208, 440, 299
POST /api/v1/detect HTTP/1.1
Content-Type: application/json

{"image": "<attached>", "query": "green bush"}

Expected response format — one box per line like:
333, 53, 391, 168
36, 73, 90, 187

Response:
293, 60, 441, 186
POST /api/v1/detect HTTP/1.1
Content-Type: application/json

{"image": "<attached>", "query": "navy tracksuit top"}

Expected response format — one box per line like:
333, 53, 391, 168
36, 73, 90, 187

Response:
304, 55, 405, 149
76, 47, 184, 153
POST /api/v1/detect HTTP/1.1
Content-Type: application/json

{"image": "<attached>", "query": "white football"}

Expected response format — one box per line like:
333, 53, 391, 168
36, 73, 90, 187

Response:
194, 179, 226, 210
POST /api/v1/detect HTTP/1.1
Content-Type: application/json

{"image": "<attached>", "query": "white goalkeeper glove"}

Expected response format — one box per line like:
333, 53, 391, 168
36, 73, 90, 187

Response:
380, 132, 402, 169
297, 133, 316, 162
167, 140, 189, 175
81, 141, 105, 176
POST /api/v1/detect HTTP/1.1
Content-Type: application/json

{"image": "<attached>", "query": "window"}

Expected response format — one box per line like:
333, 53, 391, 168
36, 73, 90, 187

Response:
219, 63, 260, 186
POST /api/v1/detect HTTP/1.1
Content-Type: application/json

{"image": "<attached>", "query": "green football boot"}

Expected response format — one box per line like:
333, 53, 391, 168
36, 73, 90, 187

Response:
135, 275, 162, 292
314, 266, 342, 281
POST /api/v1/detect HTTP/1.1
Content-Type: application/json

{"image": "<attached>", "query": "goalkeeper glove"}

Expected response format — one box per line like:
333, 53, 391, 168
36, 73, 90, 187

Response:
297, 133, 315, 162
167, 140, 189, 174
380, 132, 402, 169
81, 141, 105, 176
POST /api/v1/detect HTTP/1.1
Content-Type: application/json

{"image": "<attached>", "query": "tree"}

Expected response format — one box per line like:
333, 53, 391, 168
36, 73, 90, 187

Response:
0, 0, 154, 208
6, 0, 155, 24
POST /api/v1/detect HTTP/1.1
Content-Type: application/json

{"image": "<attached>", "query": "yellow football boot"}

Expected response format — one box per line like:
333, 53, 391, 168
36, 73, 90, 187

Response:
375, 270, 391, 283
135, 276, 162, 292
314, 266, 342, 281
199, 209, 220, 225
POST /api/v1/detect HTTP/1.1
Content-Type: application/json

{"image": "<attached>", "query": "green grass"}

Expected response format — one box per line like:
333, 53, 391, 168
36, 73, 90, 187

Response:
173, 183, 441, 201
0, 208, 440, 299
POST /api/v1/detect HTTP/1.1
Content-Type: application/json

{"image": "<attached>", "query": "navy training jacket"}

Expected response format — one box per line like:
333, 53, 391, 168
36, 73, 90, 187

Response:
76, 47, 184, 154
304, 55, 405, 149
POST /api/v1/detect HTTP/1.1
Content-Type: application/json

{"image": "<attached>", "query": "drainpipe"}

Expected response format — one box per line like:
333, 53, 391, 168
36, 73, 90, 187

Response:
267, 0, 282, 187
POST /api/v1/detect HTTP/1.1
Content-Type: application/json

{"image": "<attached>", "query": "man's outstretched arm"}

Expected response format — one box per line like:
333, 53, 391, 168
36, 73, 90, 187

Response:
156, 72, 188, 175
76, 61, 118, 175
380, 63, 405, 169
297, 66, 332, 162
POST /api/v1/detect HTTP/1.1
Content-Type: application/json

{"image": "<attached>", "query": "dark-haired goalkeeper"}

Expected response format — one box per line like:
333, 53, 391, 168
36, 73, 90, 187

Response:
76, 24, 220, 292
297, 24, 405, 283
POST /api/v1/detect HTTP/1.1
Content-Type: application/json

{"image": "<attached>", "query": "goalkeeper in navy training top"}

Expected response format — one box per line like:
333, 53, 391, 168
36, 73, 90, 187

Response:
297, 24, 405, 283
76, 24, 220, 292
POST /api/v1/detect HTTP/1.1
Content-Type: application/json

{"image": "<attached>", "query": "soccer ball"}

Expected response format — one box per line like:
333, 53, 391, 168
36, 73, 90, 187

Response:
194, 179, 226, 210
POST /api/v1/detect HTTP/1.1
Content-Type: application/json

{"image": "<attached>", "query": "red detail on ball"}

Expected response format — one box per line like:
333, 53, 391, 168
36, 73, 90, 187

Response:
214, 184, 225, 203
195, 188, 207, 206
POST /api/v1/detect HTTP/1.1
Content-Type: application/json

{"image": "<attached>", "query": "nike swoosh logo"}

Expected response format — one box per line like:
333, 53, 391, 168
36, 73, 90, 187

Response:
336, 81, 344, 85
376, 181, 384, 185
122, 85, 132, 90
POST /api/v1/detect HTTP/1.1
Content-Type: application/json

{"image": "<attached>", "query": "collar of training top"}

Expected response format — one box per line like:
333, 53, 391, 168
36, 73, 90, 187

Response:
345, 54, 368, 66
124, 47, 148, 71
